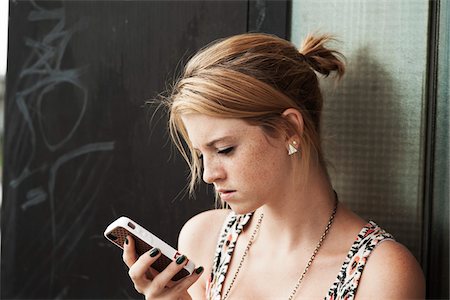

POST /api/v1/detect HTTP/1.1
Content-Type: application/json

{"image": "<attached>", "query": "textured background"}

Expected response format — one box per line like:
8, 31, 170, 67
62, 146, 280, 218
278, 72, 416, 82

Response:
291, 0, 428, 260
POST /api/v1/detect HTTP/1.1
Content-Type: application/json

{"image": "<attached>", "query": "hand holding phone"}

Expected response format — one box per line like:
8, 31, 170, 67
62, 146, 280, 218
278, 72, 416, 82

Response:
104, 216, 195, 281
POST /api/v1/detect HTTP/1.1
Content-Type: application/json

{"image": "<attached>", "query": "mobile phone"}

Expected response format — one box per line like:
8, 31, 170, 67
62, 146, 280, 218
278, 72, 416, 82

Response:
104, 216, 195, 281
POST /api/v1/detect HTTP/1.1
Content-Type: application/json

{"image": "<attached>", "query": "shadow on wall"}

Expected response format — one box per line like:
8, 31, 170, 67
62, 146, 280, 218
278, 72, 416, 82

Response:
322, 46, 421, 259
0, 75, 4, 168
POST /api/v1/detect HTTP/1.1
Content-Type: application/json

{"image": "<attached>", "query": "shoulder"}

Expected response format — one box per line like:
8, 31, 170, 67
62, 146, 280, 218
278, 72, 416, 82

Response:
356, 239, 425, 299
178, 209, 232, 261
177, 209, 231, 298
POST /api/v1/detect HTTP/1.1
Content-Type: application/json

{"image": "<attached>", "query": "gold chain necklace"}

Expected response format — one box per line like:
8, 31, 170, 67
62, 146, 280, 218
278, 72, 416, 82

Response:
222, 195, 338, 300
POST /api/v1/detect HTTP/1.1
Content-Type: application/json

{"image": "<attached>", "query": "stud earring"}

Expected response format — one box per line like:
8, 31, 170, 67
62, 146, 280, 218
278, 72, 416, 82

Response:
288, 141, 298, 156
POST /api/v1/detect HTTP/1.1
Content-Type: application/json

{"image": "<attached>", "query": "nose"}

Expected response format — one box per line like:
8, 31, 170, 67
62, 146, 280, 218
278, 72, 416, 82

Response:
202, 157, 225, 184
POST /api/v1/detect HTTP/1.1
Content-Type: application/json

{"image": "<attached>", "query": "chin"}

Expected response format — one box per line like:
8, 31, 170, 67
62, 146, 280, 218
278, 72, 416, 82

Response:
227, 202, 259, 215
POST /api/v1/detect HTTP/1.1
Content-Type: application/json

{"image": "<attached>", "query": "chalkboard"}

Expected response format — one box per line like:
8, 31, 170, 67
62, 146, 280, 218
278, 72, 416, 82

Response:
1, 0, 288, 298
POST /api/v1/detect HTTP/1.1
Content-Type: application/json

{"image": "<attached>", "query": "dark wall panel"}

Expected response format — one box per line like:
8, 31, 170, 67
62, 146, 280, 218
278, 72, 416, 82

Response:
2, 1, 249, 298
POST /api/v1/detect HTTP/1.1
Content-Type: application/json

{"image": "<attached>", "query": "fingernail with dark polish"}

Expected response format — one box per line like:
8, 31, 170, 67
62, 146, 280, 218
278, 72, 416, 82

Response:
176, 255, 186, 265
149, 248, 160, 257
124, 237, 129, 245
195, 266, 204, 274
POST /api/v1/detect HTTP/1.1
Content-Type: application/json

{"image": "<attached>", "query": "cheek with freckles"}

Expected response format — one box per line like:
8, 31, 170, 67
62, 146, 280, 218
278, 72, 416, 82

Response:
238, 136, 287, 198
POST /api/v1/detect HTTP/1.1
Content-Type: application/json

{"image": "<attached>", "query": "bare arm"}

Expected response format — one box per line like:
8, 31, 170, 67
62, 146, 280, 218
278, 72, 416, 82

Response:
355, 240, 425, 299
178, 209, 231, 299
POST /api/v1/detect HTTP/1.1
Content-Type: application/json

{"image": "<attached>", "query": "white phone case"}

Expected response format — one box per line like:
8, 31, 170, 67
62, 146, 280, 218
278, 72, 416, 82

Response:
104, 216, 195, 281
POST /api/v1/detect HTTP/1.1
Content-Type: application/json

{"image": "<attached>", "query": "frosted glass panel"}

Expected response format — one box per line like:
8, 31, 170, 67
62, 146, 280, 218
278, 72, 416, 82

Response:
291, 0, 428, 259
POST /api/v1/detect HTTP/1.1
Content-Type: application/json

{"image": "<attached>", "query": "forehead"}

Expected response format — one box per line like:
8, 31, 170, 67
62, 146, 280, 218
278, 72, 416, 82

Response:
180, 114, 255, 147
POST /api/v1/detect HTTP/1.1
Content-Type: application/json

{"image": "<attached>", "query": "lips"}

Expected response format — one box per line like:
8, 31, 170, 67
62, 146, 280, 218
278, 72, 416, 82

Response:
217, 189, 235, 194
217, 189, 236, 200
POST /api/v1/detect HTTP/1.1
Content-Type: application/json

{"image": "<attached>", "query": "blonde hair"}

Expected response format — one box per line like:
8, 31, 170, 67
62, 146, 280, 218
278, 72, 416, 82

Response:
161, 32, 345, 202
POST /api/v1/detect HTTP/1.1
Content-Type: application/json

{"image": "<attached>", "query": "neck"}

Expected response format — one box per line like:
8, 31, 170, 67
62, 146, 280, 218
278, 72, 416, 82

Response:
256, 165, 337, 253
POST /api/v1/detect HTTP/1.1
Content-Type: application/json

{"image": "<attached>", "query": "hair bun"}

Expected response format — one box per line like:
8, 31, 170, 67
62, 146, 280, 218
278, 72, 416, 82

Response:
299, 34, 345, 78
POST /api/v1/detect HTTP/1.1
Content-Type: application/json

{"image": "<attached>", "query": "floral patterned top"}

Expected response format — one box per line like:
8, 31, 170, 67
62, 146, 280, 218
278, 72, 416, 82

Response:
206, 211, 395, 300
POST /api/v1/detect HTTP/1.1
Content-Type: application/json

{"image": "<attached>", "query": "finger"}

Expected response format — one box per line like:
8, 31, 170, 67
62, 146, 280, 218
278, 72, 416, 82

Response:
128, 248, 162, 288
171, 266, 204, 292
122, 235, 138, 268
144, 268, 177, 289
150, 254, 190, 291
145, 266, 159, 280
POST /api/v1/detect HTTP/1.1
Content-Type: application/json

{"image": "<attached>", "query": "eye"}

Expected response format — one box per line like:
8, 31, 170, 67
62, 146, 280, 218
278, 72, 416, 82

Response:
217, 147, 234, 155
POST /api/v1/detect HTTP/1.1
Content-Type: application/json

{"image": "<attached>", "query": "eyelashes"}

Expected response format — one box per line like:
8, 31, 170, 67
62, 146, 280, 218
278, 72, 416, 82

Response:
196, 147, 234, 160
218, 147, 234, 155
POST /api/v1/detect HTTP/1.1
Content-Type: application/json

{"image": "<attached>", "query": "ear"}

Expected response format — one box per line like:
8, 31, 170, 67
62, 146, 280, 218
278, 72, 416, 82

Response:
281, 108, 304, 141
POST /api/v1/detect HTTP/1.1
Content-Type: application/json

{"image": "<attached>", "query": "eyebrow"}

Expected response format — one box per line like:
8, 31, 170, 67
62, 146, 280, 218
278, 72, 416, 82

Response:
194, 135, 235, 151
208, 135, 236, 147
194, 135, 235, 150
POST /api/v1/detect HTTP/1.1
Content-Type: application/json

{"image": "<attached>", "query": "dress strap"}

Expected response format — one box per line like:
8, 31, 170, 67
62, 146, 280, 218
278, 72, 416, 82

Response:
206, 211, 253, 300
325, 221, 395, 299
